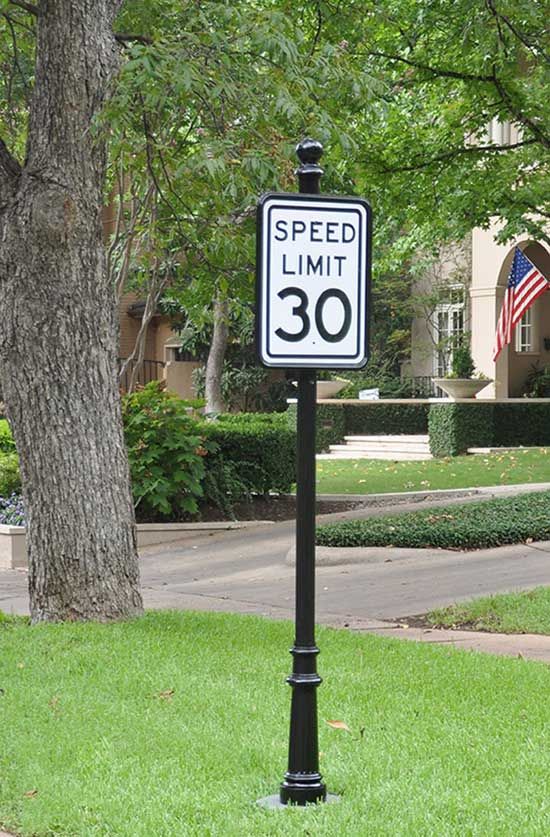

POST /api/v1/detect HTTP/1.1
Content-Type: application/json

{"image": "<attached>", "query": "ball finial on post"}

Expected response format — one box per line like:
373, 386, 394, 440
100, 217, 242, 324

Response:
296, 138, 324, 195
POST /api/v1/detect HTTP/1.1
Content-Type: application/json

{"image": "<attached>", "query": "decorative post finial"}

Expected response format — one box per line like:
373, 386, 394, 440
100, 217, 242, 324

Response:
296, 138, 324, 195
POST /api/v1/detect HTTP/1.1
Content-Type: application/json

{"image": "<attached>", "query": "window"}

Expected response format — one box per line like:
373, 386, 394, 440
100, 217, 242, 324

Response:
434, 286, 465, 375
516, 307, 535, 353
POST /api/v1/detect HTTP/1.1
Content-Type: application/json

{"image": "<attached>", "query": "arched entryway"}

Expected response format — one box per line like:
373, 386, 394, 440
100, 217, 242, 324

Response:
493, 241, 550, 397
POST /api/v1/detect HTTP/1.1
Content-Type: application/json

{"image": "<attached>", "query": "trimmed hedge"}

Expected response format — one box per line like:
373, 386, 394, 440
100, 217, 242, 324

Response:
287, 403, 345, 453
344, 403, 428, 436
428, 401, 550, 456
204, 413, 296, 495
494, 403, 550, 447
429, 403, 494, 457
316, 490, 550, 550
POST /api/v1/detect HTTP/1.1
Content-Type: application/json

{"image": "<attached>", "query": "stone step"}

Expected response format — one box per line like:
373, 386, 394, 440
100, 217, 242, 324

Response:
339, 442, 430, 453
320, 433, 433, 460
321, 450, 432, 461
343, 435, 429, 443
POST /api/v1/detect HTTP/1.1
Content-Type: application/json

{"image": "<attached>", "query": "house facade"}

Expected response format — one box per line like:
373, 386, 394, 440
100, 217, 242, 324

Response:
409, 121, 550, 399
117, 290, 201, 398
409, 231, 550, 398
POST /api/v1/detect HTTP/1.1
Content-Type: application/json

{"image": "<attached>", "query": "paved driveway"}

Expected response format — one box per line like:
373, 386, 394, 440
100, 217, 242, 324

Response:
3, 514, 550, 626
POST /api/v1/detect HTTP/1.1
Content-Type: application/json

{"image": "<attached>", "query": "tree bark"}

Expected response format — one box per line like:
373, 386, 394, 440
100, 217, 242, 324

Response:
205, 297, 229, 415
0, 1, 143, 622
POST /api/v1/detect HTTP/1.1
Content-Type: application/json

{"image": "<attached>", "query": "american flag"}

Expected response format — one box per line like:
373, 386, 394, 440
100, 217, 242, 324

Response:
493, 247, 549, 361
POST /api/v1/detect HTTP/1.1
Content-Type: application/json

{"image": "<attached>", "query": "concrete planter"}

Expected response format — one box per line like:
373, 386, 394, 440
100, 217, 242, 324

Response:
0, 525, 26, 569
432, 378, 492, 400
293, 380, 347, 398
0, 520, 268, 571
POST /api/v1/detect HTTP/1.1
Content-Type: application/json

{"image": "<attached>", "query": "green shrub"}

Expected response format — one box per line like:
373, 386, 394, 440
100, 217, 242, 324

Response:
317, 404, 346, 452
287, 403, 346, 453
344, 403, 429, 435
316, 490, 550, 550
522, 363, 550, 398
493, 403, 550, 447
0, 420, 15, 454
0, 453, 21, 496
428, 401, 550, 455
450, 344, 475, 378
429, 403, 494, 457
122, 382, 214, 521
203, 412, 296, 497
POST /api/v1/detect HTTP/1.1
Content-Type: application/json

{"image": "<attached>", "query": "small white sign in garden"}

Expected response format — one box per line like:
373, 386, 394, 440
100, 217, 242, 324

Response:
256, 193, 371, 369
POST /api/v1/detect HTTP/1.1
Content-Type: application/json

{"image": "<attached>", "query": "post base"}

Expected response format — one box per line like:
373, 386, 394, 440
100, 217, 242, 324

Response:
257, 792, 340, 809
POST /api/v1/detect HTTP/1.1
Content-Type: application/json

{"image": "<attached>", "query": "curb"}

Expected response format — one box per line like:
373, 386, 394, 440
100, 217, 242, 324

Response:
286, 540, 550, 567
315, 481, 550, 505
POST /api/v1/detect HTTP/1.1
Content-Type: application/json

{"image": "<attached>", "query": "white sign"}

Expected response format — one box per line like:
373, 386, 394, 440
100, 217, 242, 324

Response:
256, 193, 371, 368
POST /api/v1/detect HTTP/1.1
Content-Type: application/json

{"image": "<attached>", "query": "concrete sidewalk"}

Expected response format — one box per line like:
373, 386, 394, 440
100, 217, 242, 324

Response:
367, 624, 550, 662
3, 482, 550, 664
4, 530, 550, 663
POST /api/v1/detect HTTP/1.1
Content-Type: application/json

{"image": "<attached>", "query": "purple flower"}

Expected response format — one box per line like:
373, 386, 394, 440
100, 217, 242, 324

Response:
0, 493, 25, 526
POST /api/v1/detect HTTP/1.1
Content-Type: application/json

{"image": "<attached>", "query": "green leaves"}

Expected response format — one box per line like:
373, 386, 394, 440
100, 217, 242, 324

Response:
317, 489, 550, 551
122, 381, 215, 520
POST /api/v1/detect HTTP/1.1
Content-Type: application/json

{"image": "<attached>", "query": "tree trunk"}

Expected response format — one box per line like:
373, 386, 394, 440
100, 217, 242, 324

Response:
205, 297, 229, 415
0, 1, 143, 622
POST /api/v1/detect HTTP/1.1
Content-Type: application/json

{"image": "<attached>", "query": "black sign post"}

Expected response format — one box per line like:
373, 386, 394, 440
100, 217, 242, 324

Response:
257, 138, 370, 808
280, 138, 326, 806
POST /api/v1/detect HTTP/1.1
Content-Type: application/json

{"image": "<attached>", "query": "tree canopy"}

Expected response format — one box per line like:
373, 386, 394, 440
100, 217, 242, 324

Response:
341, 0, 550, 249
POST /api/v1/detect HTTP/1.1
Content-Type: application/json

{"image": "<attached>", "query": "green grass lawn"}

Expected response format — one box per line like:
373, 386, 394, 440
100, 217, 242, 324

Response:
315, 448, 550, 495
316, 489, 550, 550
428, 587, 550, 635
4, 611, 550, 835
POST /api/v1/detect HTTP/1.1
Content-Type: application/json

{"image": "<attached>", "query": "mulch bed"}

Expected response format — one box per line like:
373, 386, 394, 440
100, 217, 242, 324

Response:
137, 495, 369, 525
196, 495, 368, 522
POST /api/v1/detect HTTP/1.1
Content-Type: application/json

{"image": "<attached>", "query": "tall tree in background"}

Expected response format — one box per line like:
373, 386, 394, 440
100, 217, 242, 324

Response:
0, 1, 143, 622
342, 0, 550, 248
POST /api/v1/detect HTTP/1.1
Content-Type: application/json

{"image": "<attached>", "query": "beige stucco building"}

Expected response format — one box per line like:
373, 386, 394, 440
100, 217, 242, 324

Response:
409, 231, 550, 398
409, 122, 550, 398
117, 290, 201, 398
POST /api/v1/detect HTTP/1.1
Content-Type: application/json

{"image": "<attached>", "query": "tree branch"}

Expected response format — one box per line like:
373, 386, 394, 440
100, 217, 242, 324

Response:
0, 137, 21, 179
491, 74, 550, 149
377, 137, 537, 174
114, 32, 153, 46
8, 0, 37, 14
486, 0, 550, 66
364, 50, 495, 83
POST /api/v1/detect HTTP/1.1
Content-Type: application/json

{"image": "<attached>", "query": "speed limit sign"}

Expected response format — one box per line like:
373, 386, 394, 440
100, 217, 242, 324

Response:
256, 192, 371, 369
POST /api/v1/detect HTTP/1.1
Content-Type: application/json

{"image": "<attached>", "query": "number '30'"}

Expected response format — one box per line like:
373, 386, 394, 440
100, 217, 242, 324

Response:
275, 287, 352, 343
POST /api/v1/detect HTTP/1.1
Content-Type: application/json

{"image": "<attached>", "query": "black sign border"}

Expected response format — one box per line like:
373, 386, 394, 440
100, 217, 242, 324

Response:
256, 191, 372, 370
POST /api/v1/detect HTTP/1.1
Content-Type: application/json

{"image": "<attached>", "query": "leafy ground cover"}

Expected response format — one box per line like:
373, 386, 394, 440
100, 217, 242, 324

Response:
428, 587, 550, 635
3, 611, 550, 836
315, 448, 550, 495
316, 490, 550, 550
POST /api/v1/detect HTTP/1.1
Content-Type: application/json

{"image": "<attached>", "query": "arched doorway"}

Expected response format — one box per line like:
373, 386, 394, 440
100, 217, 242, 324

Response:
494, 241, 550, 397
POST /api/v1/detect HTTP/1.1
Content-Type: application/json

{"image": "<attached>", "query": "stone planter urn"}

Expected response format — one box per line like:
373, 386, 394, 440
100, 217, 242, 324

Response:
316, 380, 347, 398
292, 380, 347, 398
432, 377, 493, 400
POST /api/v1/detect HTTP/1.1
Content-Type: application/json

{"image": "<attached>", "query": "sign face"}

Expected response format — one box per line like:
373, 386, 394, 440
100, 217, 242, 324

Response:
256, 192, 371, 369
